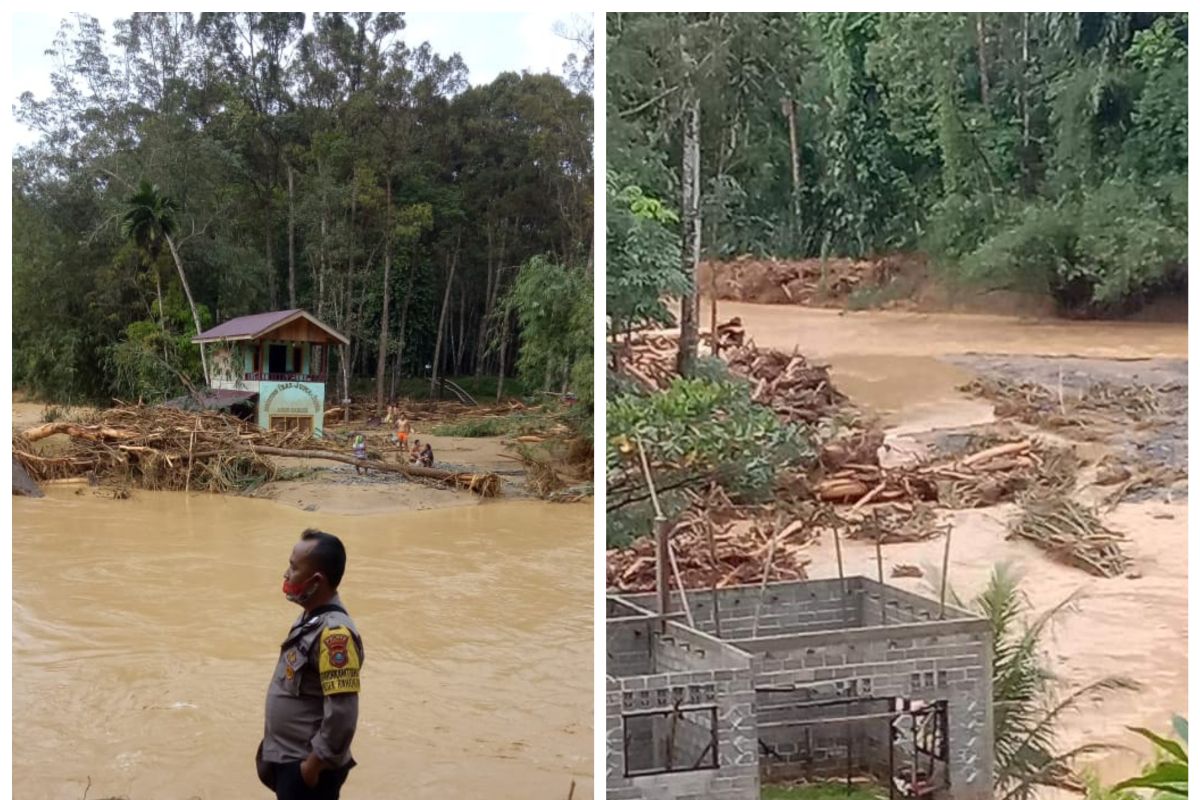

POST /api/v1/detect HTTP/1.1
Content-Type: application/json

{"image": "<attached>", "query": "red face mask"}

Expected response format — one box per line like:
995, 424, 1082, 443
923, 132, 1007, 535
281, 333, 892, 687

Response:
282, 574, 320, 604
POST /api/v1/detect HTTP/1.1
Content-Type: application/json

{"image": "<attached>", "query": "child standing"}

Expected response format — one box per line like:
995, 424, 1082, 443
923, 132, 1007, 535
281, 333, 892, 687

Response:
352, 433, 368, 475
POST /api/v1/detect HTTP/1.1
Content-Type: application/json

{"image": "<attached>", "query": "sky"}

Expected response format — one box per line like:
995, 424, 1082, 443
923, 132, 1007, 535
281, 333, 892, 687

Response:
7, 11, 587, 150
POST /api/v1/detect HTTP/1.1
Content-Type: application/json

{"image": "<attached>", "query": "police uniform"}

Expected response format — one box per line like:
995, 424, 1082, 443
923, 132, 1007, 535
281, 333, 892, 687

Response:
257, 597, 364, 799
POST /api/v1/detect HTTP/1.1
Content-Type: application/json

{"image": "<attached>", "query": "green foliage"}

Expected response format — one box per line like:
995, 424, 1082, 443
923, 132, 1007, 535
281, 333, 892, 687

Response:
504, 256, 592, 404
606, 378, 813, 546
608, 12, 1186, 314
1112, 718, 1188, 798
961, 179, 1185, 310
429, 408, 556, 439
762, 783, 884, 800
13, 13, 592, 403
606, 173, 687, 337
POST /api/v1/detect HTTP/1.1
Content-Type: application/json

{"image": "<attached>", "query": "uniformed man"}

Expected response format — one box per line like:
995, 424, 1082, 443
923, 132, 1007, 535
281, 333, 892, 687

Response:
256, 529, 364, 799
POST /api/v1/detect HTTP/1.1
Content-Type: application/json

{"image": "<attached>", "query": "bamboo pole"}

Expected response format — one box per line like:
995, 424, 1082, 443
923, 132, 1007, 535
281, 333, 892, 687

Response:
939, 524, 954, 619
876, 534, 887, 626
707, 517, 721, 637
667, 539, 695, 629
751, 527, 779, 638
636, 435, 670, 619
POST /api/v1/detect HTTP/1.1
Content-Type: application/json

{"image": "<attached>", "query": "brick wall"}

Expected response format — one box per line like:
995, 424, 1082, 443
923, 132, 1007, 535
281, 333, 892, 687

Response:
736, 618, 993, 800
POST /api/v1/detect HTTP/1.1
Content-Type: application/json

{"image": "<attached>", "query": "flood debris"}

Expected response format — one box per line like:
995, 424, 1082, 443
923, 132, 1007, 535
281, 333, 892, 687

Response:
962, 375, 1184, 430
606, 509, 814, 593
13, 404, 501, 497
1008, 494, 1130, 578
701, 256, 900, 306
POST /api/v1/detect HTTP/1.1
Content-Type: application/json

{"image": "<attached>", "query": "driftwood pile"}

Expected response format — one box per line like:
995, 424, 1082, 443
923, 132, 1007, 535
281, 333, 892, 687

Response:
962, 376, 1184, 431
13, 405, 501, 497
606, 504, 817, 593
811, 438, 1076, 510
1009, 495, 1130, 577
614, 320, 848, 428
701, 257, 899, 306
724, 345, 847, 424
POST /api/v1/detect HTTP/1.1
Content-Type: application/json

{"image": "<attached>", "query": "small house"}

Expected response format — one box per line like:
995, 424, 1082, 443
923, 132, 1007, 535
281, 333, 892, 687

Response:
188, 309, 348, 437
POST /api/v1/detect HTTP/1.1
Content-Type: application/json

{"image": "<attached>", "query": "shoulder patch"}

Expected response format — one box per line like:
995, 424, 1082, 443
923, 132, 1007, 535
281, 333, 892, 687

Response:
318, 625, 361, 695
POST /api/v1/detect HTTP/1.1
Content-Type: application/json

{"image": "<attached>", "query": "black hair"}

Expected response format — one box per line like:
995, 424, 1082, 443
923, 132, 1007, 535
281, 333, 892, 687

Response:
300, 528, 347, 589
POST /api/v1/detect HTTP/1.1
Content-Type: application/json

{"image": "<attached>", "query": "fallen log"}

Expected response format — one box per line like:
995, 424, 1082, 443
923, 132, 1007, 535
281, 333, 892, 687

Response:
248, 445, 500, 496
961, 439, 1031, 467
22, 422, 139, 443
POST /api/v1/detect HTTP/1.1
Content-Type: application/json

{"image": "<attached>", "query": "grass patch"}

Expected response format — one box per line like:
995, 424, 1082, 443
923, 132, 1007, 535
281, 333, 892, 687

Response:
351, 376, 529, 403
762, 782, 885, 800
429, 410, 551, 438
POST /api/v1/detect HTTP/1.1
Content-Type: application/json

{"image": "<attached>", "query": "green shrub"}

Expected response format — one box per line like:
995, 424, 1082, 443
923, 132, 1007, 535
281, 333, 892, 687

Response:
606, 377, 813, 547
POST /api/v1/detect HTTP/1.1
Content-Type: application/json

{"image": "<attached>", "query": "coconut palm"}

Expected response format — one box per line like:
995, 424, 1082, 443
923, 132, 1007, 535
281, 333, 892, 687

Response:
122, 180, 208, 384
942, 564, 1138, 800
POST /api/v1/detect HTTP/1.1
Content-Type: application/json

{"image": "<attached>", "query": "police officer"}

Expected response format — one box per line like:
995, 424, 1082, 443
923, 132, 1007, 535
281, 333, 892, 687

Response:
256, 529, 364, 799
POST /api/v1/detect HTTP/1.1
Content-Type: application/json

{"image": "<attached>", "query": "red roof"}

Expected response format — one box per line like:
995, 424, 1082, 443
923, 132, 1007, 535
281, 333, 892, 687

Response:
193, 309, 348, 345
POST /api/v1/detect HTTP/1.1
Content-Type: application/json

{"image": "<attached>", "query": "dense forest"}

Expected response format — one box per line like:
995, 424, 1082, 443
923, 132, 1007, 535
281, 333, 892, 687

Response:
608, 11, 1187, 344
14, 12, 594, 408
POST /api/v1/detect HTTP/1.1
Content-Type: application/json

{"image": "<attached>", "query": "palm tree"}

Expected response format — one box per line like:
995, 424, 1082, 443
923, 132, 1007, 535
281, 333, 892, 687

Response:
942, 565, 1138, 800
122, 181, 209, 384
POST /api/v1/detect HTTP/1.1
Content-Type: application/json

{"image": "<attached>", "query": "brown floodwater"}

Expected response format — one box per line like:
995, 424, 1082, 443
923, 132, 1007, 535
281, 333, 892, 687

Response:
720, 301, 1188, 429
13, 489, 593, 800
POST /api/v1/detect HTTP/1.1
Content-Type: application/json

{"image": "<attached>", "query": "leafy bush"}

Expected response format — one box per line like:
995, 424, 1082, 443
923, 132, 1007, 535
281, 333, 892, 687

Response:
959, 179, 1184, 313
1112, 717, 1188, 798
606, 377, 813, 546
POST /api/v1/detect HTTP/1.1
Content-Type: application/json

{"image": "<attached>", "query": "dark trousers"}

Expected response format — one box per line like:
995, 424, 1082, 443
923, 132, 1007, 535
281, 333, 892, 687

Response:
270, 760, 352, 800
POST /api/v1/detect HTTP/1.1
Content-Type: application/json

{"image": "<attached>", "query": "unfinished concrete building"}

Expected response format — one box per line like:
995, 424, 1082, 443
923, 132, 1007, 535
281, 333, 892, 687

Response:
607, 577, 993, 800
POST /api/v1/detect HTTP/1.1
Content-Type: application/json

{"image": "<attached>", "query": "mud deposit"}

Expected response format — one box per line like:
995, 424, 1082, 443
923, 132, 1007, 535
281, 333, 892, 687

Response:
13, 490, 593, 800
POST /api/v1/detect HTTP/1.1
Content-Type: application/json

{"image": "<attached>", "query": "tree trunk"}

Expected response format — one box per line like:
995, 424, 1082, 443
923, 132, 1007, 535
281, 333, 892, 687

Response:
496, 302, 512, 402
265, 213, 277, 310
389, 262, 415, 400
375, 174, 392, 409
154, 266, 169, 362
784, 95, 802, 246
977, 14, 990, 109
454, 284, 467, 374
287, 163, 296, 308
164, 234, 209, 385
676, 93, 702, 377
340, 343, 351, 423
430, 234, 460, 397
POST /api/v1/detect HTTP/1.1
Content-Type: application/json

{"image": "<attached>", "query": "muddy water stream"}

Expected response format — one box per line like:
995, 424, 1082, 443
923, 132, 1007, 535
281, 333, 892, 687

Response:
721, 301, 1188, 430
726, 301, 1188, 788
13, 490, 592, 800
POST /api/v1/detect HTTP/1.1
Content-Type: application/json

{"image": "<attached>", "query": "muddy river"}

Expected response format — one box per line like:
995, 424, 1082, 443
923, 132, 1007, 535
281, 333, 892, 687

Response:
13, 490, 593, 800
725, 301, 1188, 788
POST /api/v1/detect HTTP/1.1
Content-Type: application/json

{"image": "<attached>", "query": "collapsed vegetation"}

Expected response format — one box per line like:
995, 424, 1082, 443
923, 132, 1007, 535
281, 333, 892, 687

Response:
14, 404, 502, 497
607, 319, 1184, 590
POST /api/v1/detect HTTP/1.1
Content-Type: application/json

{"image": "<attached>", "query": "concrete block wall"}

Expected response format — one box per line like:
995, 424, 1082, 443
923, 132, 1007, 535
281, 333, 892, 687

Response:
608, 597, 654, 677
606, 658, 760, 799
623, 579, 865, 638
653, 621, 747, 673
736, 618, 993, 800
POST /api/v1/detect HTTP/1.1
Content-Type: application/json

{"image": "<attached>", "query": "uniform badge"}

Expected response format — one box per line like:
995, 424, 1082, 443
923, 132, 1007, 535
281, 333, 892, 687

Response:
285, 666, 295, 680
318, 625, 361, 695
325, 633, 350, 668
285, 648, 301, 668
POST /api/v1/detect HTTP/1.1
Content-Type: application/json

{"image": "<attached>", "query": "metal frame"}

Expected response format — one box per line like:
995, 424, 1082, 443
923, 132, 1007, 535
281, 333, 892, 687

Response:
753, 690, 950, 799
622, 705, 720, 777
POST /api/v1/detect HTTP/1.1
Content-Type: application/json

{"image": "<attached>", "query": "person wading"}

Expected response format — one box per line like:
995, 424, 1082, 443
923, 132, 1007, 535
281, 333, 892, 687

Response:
256, 529, 364, 799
